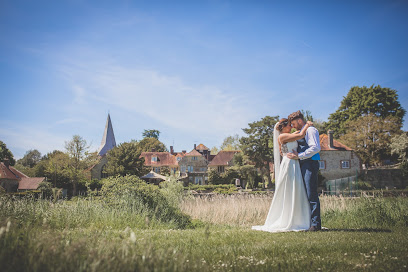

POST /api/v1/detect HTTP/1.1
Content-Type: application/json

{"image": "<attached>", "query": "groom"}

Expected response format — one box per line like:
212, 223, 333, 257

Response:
287, 110, 322, 231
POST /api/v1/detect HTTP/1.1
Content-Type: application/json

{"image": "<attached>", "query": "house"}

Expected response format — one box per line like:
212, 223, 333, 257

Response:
177, 149, 208, 185
89, 114, 117, 180
0, 159, 45, 192
140, 151, 180, 175
208, 150, 241, 173
318, 130, 361, 180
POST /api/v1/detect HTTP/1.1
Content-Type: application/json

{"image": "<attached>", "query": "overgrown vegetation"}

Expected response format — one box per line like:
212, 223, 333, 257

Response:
0, 193, 407, 271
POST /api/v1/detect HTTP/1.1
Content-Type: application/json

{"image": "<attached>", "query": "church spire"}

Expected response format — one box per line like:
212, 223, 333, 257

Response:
98, 114, 116, 156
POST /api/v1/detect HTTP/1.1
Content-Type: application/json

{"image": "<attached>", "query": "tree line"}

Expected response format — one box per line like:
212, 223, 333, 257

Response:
1, 84, 407, 191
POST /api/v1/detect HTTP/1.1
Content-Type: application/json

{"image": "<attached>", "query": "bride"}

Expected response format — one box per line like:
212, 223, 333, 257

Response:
252, 118, 313, 232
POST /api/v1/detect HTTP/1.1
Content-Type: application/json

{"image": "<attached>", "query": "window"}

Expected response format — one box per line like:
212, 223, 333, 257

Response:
151, 156, 158, 162
188, 165, 194, 172
101, 165, 108, 179
341, 160, 350, 169
218, 166, 225, 173
181, 166, 186, 173
195, 176, 203, 185
192, 156, 197, 161
319, 161, 326, 170
154, 167, 160, 173
172, 168, 177, 174
200, 167, 206, 172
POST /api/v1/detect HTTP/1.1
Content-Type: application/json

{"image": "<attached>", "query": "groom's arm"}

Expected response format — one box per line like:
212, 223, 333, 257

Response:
298, 127, 320, 160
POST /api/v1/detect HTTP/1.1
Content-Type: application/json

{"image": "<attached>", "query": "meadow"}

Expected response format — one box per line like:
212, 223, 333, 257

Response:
0, 185, 407, 271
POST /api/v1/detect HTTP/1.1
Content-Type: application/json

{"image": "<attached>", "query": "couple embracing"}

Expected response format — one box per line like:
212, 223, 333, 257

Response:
252, 110, 322, 233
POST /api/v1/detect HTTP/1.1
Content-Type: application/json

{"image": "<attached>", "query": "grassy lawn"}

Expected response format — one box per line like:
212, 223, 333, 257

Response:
1, 194, 407, 271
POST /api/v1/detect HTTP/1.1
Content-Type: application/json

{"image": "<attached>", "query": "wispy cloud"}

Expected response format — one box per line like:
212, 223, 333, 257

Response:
57, 55, 258, 137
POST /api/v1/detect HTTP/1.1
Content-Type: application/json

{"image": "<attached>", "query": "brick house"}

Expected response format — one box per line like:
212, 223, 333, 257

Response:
178, 149, 208, 185
208, 150, 241, 173
140, 151, 181, 175
318, 131, 361, 180
0, 160, 45, 192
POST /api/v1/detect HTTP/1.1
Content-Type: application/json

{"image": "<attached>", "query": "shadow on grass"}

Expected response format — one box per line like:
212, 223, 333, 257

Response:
321, 228, 392, 233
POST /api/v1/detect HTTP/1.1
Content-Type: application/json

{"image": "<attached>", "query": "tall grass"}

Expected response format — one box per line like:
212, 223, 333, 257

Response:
1, 193, 407, 271
181, 194, 408, 229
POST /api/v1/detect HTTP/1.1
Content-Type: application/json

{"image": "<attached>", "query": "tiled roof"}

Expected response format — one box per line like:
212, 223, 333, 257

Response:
18, 177, 45, 190
0, 163, 23, 180
319, 134, 352, 151
195, 144, 209, 151
208, 151, 240, 166
186, 149, 203, 157
140, 152, 178, 166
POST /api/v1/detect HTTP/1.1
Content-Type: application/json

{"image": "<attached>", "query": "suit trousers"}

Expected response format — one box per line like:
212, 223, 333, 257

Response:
299, 159, 321, 228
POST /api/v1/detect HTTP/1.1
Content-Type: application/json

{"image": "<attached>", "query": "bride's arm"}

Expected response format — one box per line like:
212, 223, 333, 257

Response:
279, 121, 313, 144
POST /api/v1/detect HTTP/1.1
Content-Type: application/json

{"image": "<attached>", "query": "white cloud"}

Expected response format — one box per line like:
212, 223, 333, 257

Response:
57, 58, 258, 137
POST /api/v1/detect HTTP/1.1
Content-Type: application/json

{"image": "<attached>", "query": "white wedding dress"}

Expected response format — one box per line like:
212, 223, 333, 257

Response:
252, 140, 311, 232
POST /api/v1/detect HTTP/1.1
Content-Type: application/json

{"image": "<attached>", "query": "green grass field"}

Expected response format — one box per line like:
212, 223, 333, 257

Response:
1, 193, 407, 271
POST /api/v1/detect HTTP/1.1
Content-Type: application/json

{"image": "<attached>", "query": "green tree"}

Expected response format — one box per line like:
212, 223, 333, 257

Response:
325, 85, 406, 137
105, 142, 148, 177
137, 137, 168, 153
240, 116, 279, 186
17, 149, 41, 168
340, 114, 401, 166
220, 134, 241, 151
65, 135, 89, 195
44, 151, 71, 188
207, 168, 223, 185
390, 132, 408, 175
142, 129, 161, 139
301, 109, 314, 122
210, 146, 219, 155
0, 140, 15, 165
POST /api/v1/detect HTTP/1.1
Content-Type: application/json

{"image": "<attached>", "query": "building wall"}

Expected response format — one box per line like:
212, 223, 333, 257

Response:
178, 156, 208, 185
319, 150, 361, 180
0, 179, 19, 192
90, 156, 108, 180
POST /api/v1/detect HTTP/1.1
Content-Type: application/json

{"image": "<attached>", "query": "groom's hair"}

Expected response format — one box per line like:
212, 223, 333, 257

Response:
288, 110, 304, 122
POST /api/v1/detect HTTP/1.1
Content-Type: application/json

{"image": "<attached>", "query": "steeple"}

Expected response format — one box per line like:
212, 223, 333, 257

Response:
98, 114, 116, 156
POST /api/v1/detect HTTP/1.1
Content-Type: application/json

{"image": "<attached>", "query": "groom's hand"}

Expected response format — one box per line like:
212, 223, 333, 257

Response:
286, 151, 299, 160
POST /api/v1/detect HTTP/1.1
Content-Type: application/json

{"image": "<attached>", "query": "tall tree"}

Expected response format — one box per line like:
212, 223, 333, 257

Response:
142, 129, 160, 139
0, 140, 15, 165
210, 146, 219, 155
17, 149, 42, 168
240, 116, 279, 186
137, 137, 168, 153
390, 132, 408, 174
220, 134, 241, 151
325, 85, 406, 137
105, 142, 148, 177
65, 135, 89, 195
340, 114, 401, 166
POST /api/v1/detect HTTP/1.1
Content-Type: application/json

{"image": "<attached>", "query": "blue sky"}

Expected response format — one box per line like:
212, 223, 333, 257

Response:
1, 0, 408, 159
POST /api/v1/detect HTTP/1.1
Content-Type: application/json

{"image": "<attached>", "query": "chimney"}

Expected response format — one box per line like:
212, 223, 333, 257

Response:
4, 159, 10, 168
194, 144, 197, 150
170, 146, 174, 154
328, 130, 334, 149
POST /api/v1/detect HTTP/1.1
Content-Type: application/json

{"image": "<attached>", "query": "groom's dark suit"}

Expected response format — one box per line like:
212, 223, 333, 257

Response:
297, 137, 321, 229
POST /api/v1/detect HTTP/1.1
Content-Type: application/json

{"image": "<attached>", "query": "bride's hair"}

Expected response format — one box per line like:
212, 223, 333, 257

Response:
276, 118, 289, 131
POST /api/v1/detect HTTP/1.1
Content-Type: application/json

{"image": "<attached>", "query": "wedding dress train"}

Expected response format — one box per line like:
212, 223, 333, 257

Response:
252, 141, 311, 232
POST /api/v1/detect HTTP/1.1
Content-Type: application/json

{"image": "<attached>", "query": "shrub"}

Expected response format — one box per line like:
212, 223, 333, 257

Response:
100, 175, 191, 229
